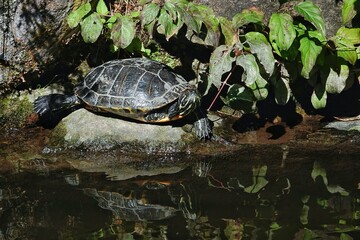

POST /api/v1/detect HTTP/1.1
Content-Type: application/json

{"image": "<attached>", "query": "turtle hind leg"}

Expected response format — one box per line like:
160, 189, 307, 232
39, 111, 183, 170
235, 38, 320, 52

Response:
193, 109, 212, 140
34, 94, 80, 117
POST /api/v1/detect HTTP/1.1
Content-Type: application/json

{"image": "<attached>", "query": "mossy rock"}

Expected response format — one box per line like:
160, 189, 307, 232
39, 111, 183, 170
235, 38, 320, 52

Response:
0, 94, 34, 129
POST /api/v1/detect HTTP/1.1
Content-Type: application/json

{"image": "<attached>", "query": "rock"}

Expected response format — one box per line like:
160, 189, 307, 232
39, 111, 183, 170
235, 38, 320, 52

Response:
324, 120, 360, 132
0, 0, 73, 92
48, 109, 194, 153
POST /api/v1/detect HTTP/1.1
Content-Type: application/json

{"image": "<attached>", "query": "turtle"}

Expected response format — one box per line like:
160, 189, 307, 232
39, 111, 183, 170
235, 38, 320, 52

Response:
34, 58, 212, 139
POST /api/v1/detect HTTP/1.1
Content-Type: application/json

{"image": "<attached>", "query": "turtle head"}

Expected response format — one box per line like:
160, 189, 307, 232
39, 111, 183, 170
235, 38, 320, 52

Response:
178, 89, 201, 117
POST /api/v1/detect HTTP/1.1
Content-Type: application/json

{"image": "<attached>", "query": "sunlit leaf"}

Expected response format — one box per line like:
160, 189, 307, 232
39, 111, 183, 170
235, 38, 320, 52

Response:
269, 13, 296, 53
311, 83, 327, 109
125, 37, 151, 56
245, 32, 275, 76
299, 36, 323, 79
176, 5, 200, 33
141, 3, 160, 26
106, 14, 119, 29
295, 1, 326, 38
336, 27, 360, 45
244, 165, 269, 193
219, 17, 238, 46
236, 54, 263, 86
249, 77, 268, 101
80, 13, 103, 43
336, 39, 357, 65
324, 65, 350, 94
208, 45, 235, 89
342, 0, 357, 25
334, 27, 359, 65
191, 4, 220, 46
139, 0, 152, 4
96, 0, 109, 16
111, 15, 136, 48
232, 8, 264, 28
308, 30, 327, 44
67, 2, 91, 28
158, 9, 179, 40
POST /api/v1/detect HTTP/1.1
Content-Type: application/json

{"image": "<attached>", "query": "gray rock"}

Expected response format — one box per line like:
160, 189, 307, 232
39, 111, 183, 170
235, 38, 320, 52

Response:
0, 0, 73, 92
324, 120, 360, 132
49, 109, 193, 153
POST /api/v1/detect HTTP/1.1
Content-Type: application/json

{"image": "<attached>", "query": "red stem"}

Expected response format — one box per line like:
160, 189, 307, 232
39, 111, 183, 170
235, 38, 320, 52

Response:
207, 66, 235, 112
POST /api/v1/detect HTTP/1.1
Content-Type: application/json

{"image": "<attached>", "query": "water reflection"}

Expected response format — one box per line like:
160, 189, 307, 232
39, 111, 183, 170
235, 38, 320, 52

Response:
0, 151, 359, 239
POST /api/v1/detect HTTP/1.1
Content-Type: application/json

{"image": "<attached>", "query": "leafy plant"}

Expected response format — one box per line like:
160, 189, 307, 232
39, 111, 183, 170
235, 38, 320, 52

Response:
67, 0, 359, 113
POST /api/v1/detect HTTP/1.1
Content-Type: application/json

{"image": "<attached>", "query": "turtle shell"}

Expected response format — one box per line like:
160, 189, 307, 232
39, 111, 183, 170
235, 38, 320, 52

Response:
75, 58, 195, 121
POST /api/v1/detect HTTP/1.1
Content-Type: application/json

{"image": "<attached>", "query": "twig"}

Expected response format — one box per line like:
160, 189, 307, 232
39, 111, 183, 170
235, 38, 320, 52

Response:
207, 66, 236, 112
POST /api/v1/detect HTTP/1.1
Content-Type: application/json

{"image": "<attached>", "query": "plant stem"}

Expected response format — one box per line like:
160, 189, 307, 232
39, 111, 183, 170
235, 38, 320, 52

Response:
207, 66, 235, 111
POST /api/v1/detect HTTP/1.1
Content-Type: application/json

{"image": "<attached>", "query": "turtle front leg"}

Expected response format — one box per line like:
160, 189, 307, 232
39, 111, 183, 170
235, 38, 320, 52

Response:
193, 109, 212, 140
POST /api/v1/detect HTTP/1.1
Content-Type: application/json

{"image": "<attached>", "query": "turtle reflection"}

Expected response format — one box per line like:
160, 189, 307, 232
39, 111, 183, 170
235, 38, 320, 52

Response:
83, 188, 177, 221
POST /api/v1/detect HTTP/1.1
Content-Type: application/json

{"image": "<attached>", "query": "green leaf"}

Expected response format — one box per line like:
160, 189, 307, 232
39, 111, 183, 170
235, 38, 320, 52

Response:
219, 17, 238, 46
334, 27, 359, 65
299, 36, 323, 79
269, 13, 296, 53
96, 0, 109, 16
295, 1, 326, 38
342, 0, 357, 25
311, 83, 327, 109
322, 62, 350, 94
106, 13, 120, 29
249, 77, 268, 101
176, 5, 200, 34
236, 54, 263, 86
232, 8, 264, 28
67, 2, 91, 29
208, 45, 235, 90
336, 38, 358, 65
245, 32, 275, 76
272, 64, 292, 105
80, 13, 103, 43
225, 84, 256, 112
336, 27, 360, 45
157, 9, 179, 40
191, 4, 220, 46
111, 15, 136, 48
141, 3, 160, 26
139, 0, 152, 5
163, 2, 178, 21
125, 37, 151, 56
308, 30, 327, 44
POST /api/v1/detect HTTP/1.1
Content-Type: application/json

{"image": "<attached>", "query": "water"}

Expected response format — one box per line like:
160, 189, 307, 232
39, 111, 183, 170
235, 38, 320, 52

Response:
0, 144, 359, 240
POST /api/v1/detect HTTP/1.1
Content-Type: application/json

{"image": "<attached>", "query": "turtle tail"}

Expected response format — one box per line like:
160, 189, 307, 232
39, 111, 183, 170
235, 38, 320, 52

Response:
34, 94, 80, 117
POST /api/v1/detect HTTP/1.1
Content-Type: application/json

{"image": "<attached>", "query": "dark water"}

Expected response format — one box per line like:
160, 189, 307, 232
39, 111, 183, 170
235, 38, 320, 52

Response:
0, 147, 360, 240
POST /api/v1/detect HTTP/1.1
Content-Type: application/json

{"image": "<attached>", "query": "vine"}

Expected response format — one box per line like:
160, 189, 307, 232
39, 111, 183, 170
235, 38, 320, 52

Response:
66, 0, 360, 113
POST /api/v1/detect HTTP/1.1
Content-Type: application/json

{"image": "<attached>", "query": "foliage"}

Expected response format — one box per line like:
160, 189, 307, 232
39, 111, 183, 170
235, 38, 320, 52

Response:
67, 0, 360, 113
